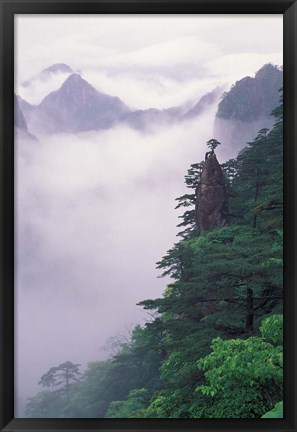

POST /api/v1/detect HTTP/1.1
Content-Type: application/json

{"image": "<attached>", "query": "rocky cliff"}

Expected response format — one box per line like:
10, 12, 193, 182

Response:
196, 152, 228, 233
214, 64, 283, 150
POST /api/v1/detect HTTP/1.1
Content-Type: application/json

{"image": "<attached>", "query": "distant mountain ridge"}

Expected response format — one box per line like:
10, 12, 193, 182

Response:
16, 63, 281, 139
35, 73, 130, 133
214, 63, 283, 149
17, 68, 224, 135
217, 64, 282, 121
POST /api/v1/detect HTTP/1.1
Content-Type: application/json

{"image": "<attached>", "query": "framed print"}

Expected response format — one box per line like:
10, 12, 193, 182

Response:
0, 0, 296, 431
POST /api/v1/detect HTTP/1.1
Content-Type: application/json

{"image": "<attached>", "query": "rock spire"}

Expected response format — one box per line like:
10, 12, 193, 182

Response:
195, 150, 228, 233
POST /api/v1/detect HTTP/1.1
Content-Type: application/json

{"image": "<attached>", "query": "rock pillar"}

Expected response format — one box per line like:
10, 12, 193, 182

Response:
196, 152, 228, 232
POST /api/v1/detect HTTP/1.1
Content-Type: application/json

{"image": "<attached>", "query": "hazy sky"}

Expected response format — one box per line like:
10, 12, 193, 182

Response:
15, 15, 282, 108
14, 14, 283, 417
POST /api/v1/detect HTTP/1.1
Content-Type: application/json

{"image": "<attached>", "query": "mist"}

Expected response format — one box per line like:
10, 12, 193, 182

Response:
14, 13, 283, 417
15, 105, 230, 416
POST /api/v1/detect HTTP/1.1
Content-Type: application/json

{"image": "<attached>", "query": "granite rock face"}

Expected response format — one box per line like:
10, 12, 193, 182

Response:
196, 152, 228, 233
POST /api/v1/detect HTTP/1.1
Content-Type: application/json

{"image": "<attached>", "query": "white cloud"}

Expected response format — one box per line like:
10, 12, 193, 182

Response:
16, 109, 224, 414
83, 70, 223, 109
203, 51, 283, 84
16, 72, 73, 105
15, 14, 283, 108
97, 36, 220, 70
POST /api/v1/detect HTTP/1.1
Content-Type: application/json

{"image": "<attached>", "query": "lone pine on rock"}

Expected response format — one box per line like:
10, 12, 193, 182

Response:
196, 146, 229, 233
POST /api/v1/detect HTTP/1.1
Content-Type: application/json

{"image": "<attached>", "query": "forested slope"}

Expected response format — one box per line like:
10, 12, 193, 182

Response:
25, 90, 283, 419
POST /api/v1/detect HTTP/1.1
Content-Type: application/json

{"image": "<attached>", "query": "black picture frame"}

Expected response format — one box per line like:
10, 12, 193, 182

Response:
0, 1, 296, 431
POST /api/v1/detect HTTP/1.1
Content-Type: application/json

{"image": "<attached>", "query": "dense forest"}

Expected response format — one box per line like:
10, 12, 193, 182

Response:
25, 89, 283, 419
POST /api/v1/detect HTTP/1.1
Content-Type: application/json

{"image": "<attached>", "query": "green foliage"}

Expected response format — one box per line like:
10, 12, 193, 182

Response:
261, 401, 283, 418
221, 158, 238, 185
25, 390, 64, 418
194, 314, 283, 418
229, 97, 283, 231
260, 314, 283, 345
61, 361, 119, 417
106, 388, 150, 418
206, 139, 221, 151
174, 161, 204, 238
150, 225, 282, 338
143, 390, 189, 418
39, 361, 81, 392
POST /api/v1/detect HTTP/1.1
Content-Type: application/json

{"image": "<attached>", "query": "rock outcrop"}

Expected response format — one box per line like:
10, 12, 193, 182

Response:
214, 63, 283, 150
195, 152, 228, 233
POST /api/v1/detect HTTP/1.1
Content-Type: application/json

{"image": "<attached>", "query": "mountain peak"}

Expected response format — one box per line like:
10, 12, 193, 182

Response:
62, 73, 85, 86
254, 63, 282, 81
41, 63, 73, 75
214, 63, 283, 151
35, 74, 130, 133
216, 63, 282, 122
58, 73, 98, 101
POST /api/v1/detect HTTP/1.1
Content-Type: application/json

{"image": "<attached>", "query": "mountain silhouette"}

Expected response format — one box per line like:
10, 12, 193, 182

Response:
24, 74, 131, 134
